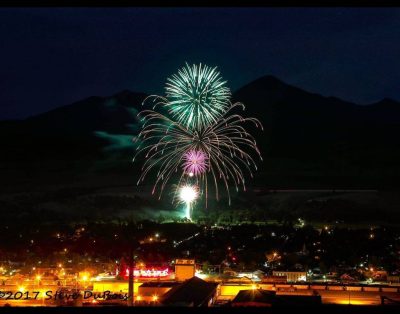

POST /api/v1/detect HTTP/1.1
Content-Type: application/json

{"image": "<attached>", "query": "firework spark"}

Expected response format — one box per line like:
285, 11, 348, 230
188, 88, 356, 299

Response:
134, 102, 263, 205
143, 63, 231, 131
182, 149, 208, 176
178, 185, 198, 220
133, 63, 263, 214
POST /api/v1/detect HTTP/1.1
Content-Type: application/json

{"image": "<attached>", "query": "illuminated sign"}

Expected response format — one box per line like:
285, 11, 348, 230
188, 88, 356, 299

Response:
175, 259, 195, 265
124, 268, 169, 278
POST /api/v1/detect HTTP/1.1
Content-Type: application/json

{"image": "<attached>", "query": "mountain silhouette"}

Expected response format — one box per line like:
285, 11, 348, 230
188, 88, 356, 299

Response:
233, 75, 400, 188
1, 76, 399, 191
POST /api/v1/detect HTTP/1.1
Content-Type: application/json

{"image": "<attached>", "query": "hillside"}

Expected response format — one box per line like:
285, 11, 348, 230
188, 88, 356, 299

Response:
0, 76, 399, 224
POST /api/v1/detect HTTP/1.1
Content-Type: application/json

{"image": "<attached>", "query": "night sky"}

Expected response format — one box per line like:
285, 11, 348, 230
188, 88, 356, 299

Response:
1, 7, 400, 120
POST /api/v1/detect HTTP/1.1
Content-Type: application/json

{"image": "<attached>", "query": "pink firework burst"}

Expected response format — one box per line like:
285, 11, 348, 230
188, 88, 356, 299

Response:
182, 150, 208, 176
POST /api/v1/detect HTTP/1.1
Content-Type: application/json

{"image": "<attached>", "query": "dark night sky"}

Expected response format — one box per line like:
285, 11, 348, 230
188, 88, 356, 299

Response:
1, 7, 400, 120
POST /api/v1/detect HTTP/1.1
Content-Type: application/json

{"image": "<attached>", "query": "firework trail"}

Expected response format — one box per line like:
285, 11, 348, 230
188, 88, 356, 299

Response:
134, 97, 263, 205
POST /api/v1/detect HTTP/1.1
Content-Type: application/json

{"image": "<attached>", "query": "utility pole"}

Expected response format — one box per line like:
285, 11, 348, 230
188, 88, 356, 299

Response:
128, 247, 134, 306
122, 220, 138, 307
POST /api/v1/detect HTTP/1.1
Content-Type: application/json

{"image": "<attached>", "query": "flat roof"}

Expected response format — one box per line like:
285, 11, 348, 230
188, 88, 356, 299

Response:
140, 282, 180, 288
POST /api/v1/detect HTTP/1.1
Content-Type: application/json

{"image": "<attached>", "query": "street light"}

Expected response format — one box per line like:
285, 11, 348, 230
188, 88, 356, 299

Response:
36, 275, 41, 293
82, 275, 88, 289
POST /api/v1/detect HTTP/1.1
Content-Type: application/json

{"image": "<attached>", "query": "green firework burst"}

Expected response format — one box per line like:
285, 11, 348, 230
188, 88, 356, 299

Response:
165, 63, 231, 131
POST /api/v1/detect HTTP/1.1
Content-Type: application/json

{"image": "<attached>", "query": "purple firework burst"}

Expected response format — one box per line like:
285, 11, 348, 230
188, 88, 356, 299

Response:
182, 150, 208, 176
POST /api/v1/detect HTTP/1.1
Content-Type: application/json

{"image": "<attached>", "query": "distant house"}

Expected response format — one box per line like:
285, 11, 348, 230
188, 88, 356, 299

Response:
272, 271, 307, 282
388, 275, 400, 283
372, 271, 387, 281
340, 273, 356, 282
161, 276, 218, 307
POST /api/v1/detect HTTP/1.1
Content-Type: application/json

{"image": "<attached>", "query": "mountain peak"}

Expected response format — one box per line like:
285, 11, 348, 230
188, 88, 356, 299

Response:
233, 74, 317, 108
106, 90, 148, 109
243, 75, 287, 88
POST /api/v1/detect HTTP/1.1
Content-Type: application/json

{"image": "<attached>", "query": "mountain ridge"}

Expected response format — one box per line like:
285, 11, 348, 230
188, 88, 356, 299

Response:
1, 75, 399, 190
1, 75, 399, 123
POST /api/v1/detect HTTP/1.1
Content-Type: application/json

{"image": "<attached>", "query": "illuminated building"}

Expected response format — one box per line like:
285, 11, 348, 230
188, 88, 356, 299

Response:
272, 271, 307, 283
261, 276, 288, 283
92, 281, 141, 295
174, 259, 195, 282
388, 275, 400, 283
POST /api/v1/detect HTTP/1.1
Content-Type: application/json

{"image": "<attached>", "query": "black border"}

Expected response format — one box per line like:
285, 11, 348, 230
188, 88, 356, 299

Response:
0, 0, 400, 8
